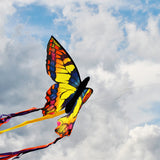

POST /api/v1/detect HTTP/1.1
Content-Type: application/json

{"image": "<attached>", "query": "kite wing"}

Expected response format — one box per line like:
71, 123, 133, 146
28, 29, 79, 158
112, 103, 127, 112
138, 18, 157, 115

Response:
55, 88, 93, 137
46, 36, 81, 86
42, 83, 76, 115
43, 36, 82, 115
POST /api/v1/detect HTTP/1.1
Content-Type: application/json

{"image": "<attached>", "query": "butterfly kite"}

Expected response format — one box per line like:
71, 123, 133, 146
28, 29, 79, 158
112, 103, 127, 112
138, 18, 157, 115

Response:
0, 36, 93, 159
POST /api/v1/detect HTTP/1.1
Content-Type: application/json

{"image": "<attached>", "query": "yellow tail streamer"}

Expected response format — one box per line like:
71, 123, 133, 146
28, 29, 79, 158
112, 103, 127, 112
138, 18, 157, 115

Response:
0, 110, 65, 134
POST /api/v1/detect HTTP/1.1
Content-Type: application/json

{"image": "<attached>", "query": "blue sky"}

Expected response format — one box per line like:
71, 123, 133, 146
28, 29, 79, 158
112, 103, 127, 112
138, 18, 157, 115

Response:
7, 1, 160, 51
9, 2, 154, 39
7, 4, 70, 47
1, 1, 160, 160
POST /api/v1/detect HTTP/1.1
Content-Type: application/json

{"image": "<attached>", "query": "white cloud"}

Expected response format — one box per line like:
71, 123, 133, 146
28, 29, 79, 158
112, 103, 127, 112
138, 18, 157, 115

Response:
120, 60, 160, 87
0, 1, 160, 160
0, 1, 16, 64
116, 125, 160, 160
62, 3, 124, 70
118, 16, 160, 125
0, 0, 16, 18
125, 16, 160, 61
114, 60, 160, 126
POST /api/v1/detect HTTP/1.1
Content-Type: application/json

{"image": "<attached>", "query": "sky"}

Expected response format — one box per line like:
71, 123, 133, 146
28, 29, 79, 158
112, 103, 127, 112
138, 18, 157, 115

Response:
1, 0, 160, 160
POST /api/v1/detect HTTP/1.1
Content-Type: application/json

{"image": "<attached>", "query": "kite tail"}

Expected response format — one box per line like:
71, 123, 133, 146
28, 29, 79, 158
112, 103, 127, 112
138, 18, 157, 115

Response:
0, 137, 63, 160
0, 110, 65, 134
0, 107, 43, 127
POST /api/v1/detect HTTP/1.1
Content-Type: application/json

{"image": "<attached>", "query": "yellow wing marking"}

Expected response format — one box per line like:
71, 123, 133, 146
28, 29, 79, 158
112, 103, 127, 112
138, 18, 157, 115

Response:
53, 39, 60, 48
69, 97, 82, 119
55, 73, 70, 82
64, 58, 71, 64
55, 99, 64, 111
66, 65, 75, 73
61, 90, 75, 99
54, 83, 76, 111
56, 68, 68, 73
59, 83, 76, 91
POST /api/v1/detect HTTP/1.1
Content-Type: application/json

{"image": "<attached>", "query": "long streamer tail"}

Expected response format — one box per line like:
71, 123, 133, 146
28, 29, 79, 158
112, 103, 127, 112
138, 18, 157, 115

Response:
0, 137, 63, 160
0, 110, 65, 134
0, 107, 43, 127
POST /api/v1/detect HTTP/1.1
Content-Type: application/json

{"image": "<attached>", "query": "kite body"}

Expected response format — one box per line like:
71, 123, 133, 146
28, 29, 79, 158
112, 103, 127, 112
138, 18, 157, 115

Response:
0, 36, 93, 159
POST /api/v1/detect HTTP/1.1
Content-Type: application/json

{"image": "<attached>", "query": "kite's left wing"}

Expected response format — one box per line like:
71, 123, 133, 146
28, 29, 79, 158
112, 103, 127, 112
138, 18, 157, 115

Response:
46, 36, 81, 87
43, 36, 82, 115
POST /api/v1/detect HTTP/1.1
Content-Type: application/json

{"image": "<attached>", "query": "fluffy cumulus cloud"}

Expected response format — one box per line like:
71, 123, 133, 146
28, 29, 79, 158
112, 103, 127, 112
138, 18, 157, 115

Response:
125, 16, 160, 61
116, 125, 160, 160
0, 0, 160, 160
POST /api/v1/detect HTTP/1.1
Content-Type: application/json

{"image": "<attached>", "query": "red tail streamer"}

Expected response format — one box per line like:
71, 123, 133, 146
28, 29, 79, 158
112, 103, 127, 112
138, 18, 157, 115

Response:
0, 137, 63, 160
0, 107, 42, 127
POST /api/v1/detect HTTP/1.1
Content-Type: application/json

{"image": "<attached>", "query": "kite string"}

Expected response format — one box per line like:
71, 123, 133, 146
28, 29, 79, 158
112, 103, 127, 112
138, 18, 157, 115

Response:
0, 110, 65, 134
